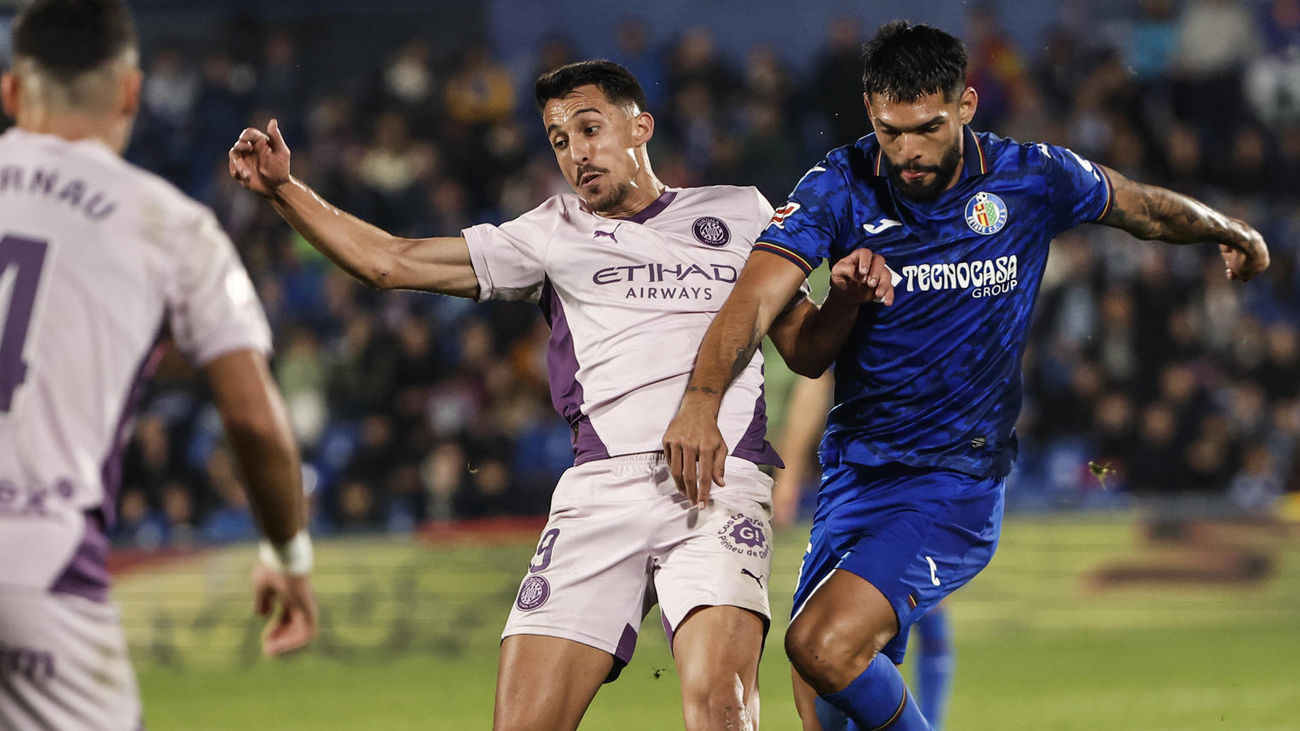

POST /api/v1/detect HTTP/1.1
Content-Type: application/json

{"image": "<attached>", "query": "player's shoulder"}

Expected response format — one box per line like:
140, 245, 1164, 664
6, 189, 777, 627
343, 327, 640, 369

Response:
5, 128, 212, 224
674, 184, 766, 208
801, 134, 879, 189
672, 185, 773, 227
978, 130, 1070, 175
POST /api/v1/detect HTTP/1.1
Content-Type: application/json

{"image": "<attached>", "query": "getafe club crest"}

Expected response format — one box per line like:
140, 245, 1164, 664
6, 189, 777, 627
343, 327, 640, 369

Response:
691, 216, 731, 247
965, 191, 1008, 235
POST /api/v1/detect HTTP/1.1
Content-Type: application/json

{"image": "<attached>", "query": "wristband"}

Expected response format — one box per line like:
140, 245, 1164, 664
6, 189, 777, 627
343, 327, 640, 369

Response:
258, 530, 314, 575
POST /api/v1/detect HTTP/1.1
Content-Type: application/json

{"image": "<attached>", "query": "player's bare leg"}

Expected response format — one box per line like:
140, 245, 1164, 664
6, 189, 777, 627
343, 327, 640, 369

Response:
792, 666, 827, 730
786, 569, 898, 693
494, 634, 612, 731
672, 605, 765, 731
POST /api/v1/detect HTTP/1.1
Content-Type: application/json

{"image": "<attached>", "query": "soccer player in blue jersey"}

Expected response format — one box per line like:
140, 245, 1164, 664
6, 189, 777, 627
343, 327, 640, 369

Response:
663, 20, 1270, 730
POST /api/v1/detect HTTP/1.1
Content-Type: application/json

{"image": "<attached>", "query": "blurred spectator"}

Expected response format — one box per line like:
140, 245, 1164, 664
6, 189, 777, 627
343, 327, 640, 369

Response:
613, 17, 666, 108
965, 1, 1027, 131
354, 111, 437, 231
1173, 0, 1261, 141
253, 30, 304, 118
444, 44, 516, 128
373, 38, 439, 137
1127, 0, 1180, 81
810, 16, 869, 147
109, 5, 1299, 545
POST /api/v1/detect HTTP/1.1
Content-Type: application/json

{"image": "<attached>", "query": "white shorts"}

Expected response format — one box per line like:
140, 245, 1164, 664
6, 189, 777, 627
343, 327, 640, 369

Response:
0, 587, 141, 731
502, 453, 774, 680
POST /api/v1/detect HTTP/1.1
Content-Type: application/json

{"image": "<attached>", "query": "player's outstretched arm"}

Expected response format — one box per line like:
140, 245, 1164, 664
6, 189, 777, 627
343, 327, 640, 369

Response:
768, 248, 895, 378
205, 349, 318, 657
229, 119, 479, 297
1098, 165, 1270, 281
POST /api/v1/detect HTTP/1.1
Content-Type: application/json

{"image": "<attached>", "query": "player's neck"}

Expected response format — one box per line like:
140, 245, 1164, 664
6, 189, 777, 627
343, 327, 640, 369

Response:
597, 173, 668, 220
941, 134, 966, 193
19, 110, 129, 155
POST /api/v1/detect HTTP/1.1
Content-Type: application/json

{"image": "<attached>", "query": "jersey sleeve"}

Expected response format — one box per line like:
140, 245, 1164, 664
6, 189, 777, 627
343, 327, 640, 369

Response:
1035, 143, 1114, 232
461, 197, 560, 303
752, 161, 847, 276
168, 211, 273, 366
742, 186, 812, 313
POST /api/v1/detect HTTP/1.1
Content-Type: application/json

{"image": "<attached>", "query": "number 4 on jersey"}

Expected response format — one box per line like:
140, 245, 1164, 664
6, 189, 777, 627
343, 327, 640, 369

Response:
0, 235, 50, 413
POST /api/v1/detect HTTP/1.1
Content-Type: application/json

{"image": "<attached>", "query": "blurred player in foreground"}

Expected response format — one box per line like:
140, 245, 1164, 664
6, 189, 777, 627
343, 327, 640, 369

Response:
230, 59, 893, 730
773, 373, 955, 731
664, 20, 1269, 730
0, 1, 317, 728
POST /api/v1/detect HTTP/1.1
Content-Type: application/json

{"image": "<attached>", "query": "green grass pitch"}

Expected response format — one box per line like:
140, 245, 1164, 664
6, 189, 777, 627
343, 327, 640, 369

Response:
117, 515, 1300, 730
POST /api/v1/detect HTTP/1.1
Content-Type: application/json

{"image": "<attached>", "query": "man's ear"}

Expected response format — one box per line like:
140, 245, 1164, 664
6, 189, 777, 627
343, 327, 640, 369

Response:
862, 92, 878, 132
119, 67, 142, 118
633, 110, 655, 145
958, 86, 978, 126
2, 73, 20, 121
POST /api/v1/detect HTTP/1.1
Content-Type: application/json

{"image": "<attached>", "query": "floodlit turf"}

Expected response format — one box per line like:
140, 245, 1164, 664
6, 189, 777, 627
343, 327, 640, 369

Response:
120, 515, 1300, 730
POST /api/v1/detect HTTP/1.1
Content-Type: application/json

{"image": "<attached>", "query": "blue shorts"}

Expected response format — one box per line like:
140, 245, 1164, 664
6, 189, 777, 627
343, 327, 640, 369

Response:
791, 462, 1005, 664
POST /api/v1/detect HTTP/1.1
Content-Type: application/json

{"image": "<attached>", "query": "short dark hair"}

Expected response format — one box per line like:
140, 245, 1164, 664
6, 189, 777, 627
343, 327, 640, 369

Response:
12, 0, 136, 79
534, 60, 647, 113
861, 21, 967, 102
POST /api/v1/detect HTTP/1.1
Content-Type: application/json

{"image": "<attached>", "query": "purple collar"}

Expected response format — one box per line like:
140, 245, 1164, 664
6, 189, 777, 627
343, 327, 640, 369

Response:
615, 189, 677, 224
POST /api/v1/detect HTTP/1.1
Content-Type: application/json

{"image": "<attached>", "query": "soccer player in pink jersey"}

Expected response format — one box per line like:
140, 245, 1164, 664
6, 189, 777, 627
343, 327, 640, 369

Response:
0, 2, 317, 728
230, 60, 894, 730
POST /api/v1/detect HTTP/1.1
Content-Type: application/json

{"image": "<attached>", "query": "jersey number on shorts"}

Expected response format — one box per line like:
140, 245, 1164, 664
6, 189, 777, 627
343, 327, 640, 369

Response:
0, 235, 50, 413
529, 528, 560, 573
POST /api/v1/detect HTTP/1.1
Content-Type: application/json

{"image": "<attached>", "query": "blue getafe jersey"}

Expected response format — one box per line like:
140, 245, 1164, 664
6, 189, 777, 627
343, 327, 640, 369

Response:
756, 127, 1112, 478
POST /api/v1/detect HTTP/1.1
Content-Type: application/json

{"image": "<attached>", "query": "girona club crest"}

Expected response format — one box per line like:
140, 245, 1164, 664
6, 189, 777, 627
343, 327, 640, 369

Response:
965, 191, 1008, 235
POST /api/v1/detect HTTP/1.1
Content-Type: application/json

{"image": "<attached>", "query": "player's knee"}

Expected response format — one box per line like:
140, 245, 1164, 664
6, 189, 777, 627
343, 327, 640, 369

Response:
679, 672, 753, 731
784, 617, 870, 692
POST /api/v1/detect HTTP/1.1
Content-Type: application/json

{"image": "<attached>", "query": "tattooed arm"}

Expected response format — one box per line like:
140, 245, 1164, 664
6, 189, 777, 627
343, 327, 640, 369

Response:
662, 252, 802, 505
1099, 165, 1270, 281
662, 249, 894, 505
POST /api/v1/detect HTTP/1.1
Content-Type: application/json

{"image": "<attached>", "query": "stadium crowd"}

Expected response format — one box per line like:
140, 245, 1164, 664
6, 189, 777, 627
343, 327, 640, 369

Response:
56, 0, 1299, 546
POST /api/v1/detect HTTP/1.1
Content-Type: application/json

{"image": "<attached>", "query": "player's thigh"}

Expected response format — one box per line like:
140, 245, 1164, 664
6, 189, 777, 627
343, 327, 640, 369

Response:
0, 589, 140, 731
671, 605, 765, 690
494, 634, 612, 731
503, 457, 662, 677
653, 458, 775, 639
825, 463, 1004, 664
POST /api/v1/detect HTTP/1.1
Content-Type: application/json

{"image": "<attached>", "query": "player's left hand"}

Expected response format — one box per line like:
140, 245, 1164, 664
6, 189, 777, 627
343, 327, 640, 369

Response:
829, 248, 896, 305
663, 398, 728, 508
1222, 225, 1270, 282
252, 562, 319, 657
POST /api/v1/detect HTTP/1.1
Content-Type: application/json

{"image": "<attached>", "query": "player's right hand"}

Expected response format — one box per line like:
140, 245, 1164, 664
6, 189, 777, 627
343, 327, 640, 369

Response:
252, 561, 318, 657
1221, 224, 1270, 282
663, 397, 728, 508
830, 247, 895, 306
229, 118, 292, 199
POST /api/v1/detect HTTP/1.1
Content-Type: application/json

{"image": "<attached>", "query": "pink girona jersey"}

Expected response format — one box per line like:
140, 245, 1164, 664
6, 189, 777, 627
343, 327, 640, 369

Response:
464, 186, 784, 466
0, 128, 270, 599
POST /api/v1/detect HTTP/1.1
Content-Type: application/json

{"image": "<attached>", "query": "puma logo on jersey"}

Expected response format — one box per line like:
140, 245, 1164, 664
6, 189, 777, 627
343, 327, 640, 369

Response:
863, 218, 902, 235
740, 568, 765, 588
925, 556, 941, 586
593, 223, 623, 244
